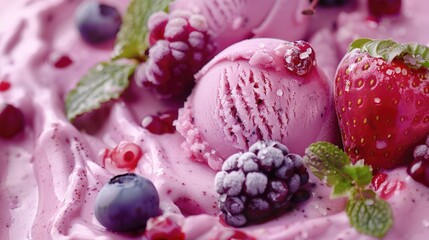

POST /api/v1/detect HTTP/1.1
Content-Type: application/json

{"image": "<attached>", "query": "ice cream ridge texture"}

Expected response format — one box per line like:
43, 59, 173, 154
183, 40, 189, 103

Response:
3, 0, 429, 240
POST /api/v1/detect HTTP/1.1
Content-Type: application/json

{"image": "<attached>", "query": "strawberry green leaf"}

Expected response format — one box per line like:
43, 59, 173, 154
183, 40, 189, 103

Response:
346, 197, 393, 238
344, 165, 373, 188
348, 38, 429, 68
111, 0, 172, 60
66, 62, 137, 121
303, 142, 352, 187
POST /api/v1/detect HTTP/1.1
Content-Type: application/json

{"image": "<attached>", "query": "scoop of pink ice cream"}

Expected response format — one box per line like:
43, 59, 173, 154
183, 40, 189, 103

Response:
176, 38, 340, 170
170, 0, 310, 52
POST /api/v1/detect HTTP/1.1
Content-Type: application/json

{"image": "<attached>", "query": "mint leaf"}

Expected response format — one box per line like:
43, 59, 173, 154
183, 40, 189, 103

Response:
332, 180, 353, 197
66, 62, 137, 121
344, 165, 373, 188
346, 197, 393, 238
303, 142, 352, 187
112, 0, 172, 60
348, 38, 429, 67
304, 142, 393, 238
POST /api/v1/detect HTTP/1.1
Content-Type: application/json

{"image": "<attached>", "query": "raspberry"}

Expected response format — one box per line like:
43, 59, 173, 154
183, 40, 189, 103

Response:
282, 40, 316, 77
136, 10, 215, 100
214, 141, 310, 227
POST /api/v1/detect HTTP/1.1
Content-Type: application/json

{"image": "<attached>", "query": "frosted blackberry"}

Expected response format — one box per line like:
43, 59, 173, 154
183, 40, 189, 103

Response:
214, 141, 310, 227
136, 10, 215, 99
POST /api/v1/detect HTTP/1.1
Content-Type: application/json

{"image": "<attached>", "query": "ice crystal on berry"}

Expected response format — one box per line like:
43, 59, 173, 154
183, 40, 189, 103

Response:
215, 140, 310, 227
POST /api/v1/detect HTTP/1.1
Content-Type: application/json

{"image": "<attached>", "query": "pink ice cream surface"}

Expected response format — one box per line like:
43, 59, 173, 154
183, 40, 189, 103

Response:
176, 38, 340, 170
2, 0, 429, 239
170, 0, 310, 52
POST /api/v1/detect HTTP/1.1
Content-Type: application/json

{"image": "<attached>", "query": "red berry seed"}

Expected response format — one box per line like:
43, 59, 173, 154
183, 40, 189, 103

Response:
49, 52, 73, 68
110, 141, 142, 169
0, 103, 25, 139
144, 216, 185, 240
0, 80, 11, 91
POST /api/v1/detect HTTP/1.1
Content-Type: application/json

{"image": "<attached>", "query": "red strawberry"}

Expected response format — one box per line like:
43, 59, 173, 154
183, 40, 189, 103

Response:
335, 39, 429, 170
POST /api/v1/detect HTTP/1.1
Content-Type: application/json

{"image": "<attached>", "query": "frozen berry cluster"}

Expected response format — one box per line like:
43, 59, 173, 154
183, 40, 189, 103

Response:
135, 10, 215, 99
214, 141, 310, 227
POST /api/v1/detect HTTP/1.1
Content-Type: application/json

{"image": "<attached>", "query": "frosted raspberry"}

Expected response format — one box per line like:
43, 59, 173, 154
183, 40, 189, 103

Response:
215, 141, 310, 227
137, 10, 215, 100
283, 40, 316, 76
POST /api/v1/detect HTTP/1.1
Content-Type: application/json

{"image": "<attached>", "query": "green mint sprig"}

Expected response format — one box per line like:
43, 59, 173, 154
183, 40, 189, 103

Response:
66, 62, 137, 121
112, 0, 172, 61
303, 142, 393, 238
65, 0, 172, 121
349, 38, 429, 68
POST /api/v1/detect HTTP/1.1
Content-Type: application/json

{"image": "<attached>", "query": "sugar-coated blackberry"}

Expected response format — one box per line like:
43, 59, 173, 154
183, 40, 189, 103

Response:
214, 141, 310, 227
135, 10, 215, 100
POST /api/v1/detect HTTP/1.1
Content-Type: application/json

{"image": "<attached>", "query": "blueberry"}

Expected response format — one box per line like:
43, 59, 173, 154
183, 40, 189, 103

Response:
75, 1, 122, 44
94, 173, 161, 232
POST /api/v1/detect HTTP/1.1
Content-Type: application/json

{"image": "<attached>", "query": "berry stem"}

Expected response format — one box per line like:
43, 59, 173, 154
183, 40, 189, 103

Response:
302, 0, 320, 15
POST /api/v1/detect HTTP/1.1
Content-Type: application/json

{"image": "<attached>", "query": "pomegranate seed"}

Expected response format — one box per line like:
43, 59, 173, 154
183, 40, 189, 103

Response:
372, 172, 388, 190
110, 141, 142, 169
380, 179, 405, 199
159, 110, 178, 133
0, 103, 25, 139
142, 115, 166, 134
144, 216, 185, 240
0, 80, 11, 91
49, 52, 73, 68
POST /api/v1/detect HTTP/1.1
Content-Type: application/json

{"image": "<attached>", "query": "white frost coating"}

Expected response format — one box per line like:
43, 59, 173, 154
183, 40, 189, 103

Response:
214, 171, 228, 194
149, 41, 171, 62
223, 171, 245, 196
413, 144, 428, 158
188, 31, 205, 49
222, 153, 241, 171
189, 14, 208, 32
257, 147, 284, 168
245, 172, 268, 196
164, 18, 187, 39
289, 174, 301, 193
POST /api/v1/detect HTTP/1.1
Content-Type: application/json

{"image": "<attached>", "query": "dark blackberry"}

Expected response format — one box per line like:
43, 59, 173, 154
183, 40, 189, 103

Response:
214, 141, 310, 227
135, 10, 215, 100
